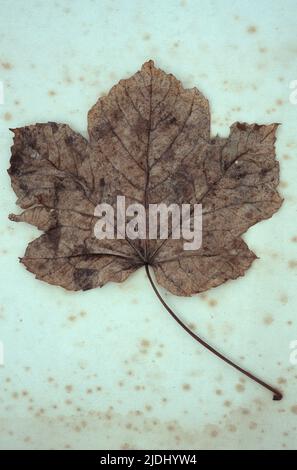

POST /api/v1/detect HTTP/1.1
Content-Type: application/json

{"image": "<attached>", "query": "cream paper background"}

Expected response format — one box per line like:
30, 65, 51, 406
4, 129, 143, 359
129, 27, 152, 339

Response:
0, 0, 296, 449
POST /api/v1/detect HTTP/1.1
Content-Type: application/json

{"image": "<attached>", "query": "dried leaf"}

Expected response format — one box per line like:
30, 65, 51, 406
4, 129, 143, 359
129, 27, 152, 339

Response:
8, 61, 282, 295
8, 61, 284, 399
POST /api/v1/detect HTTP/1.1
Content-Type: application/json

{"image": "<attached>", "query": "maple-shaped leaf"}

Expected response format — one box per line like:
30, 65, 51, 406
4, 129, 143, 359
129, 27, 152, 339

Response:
8, 61, 283, 400
8, 60, 282, 295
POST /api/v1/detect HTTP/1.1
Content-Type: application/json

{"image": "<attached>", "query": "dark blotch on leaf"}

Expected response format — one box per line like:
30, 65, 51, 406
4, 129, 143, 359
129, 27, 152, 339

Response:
73, 268, 96, 290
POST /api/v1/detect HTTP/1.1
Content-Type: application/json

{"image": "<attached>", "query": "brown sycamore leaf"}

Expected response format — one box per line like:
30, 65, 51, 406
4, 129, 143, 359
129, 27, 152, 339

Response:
8, 61, 284, 400
8, 60, 282, 296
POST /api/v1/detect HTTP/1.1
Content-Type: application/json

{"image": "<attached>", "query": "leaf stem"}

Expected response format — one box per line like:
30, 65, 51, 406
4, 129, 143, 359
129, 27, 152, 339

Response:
145, 264, 283, 401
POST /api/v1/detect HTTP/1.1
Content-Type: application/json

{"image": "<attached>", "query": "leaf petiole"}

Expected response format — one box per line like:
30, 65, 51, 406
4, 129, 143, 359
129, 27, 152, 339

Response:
145, 264, 283, 401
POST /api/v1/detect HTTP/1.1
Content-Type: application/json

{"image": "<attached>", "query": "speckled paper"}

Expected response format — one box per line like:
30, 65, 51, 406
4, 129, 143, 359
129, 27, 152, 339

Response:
0, 0, 296, 450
